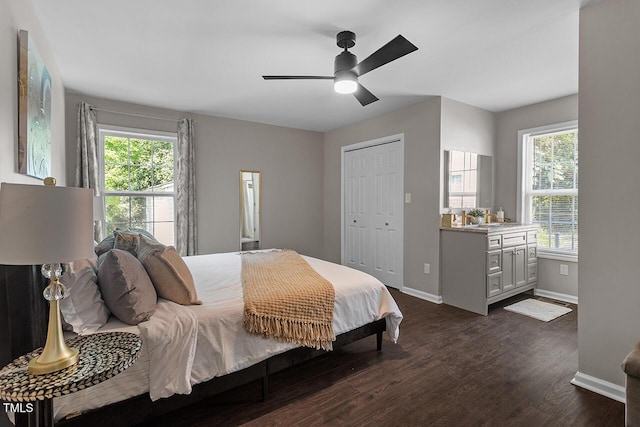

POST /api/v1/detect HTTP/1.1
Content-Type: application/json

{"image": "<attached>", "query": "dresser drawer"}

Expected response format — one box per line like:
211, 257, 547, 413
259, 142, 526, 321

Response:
487, 272, 503, 298
486, 250, 502, 274
502, 232, 527, 248
528, 262, 538, 284
487, 234, 502, 250
527, 230, 538, 245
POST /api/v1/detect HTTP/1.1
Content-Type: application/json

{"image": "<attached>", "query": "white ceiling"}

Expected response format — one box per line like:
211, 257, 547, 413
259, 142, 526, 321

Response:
31, 0, 581, 132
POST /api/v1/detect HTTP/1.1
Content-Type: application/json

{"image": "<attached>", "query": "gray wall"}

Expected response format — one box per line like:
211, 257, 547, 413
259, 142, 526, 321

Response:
65, 93, 325, 258
578, 0, 640, 388
323, 97, 442, 296
441, 97, 495, 155
495, 94, 579, 299
0, 0, 66, 185
495, 94, 578, 219
440, 97, 496, 213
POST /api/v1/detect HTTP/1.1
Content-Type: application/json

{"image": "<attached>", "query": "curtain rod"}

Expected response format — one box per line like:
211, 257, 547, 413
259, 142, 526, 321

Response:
89, 106, 192, 123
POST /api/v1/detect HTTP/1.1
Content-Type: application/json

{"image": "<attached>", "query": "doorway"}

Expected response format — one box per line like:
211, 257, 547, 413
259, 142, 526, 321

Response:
341, 134, 404, 289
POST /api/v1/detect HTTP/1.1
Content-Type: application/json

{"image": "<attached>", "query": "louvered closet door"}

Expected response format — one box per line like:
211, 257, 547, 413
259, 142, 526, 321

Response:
344, 140, 403, 289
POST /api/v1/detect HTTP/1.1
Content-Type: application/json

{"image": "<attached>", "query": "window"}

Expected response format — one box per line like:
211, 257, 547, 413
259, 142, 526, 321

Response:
98, 126, 176, 245
518, 121, 578, 260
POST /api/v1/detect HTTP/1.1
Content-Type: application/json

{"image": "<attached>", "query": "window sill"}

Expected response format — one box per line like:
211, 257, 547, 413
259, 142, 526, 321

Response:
537, 251, 578, 263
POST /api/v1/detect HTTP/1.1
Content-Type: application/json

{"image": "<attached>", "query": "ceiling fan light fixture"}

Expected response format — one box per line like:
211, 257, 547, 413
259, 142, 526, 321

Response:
262, 31, 418, 106
334, 70, 357, 94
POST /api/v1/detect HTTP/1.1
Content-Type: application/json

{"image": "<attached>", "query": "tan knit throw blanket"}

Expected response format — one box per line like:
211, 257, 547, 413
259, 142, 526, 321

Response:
242, 249, 336, 351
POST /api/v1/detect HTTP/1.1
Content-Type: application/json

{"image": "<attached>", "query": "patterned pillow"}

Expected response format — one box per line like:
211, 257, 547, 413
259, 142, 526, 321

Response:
98, 249, 157, 325
95, 228, 157, 256
113, 231, 140, 256
60, 253, 111, 334
137, 235, 201, 305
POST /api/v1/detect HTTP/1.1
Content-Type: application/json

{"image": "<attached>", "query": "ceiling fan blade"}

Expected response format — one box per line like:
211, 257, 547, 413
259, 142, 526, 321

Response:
353, 83, 379, 106
354, 35, 418, 77
262, 75, 334, 80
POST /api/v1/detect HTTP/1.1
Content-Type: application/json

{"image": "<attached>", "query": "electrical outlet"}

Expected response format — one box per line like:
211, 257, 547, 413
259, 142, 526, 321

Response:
560, 264, 569, 276
405, 193, 412, 203
424, 263, 430, 274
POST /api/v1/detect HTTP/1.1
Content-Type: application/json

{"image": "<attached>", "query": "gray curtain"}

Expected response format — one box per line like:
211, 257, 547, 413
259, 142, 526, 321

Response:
176, 118, 197, 256
75, 102, 102, 241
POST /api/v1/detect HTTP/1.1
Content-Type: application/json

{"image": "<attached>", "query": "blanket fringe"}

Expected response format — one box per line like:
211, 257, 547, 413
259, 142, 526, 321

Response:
244, 312, 335, 351
242, 249, 335, 351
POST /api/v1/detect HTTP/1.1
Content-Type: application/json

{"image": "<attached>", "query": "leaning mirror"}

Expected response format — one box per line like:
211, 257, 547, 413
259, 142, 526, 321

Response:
443, 150, 493, 209
240, 170, 261, 251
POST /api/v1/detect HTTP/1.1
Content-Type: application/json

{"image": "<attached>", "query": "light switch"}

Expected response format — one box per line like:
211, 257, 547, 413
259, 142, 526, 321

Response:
405, 193, 411, 203
560, 264, 569, 276
424, 263, 430, 274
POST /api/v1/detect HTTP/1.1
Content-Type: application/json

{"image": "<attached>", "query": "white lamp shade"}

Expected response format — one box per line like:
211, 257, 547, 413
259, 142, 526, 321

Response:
0, 183, 94, 265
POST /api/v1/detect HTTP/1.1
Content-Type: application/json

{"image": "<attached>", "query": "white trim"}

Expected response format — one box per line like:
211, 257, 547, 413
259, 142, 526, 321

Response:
571, 371, 626, 403
341, 133, 404, 153
537, 251, 578, 263
401, 287, 443, 304
534, 288, 578, 305
516, 120, 578, 224
97, 124, 177, 240
98, 123, 177, 141
340, 134, 405, 291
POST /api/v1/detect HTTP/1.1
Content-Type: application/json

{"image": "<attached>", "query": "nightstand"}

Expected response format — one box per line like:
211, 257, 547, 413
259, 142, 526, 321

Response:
0, 332, 142, 427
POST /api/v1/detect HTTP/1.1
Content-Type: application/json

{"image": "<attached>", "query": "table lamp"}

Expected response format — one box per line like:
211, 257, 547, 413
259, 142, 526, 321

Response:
0, 178, 93, 374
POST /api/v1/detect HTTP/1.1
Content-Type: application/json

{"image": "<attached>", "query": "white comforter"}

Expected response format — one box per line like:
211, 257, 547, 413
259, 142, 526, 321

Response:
54, 251, 403, 419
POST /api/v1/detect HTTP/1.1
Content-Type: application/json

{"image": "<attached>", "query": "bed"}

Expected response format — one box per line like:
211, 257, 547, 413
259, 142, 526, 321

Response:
1, 250, 402, 427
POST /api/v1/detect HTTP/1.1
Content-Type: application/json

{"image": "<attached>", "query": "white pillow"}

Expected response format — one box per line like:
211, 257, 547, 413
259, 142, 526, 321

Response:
60, 254, 110, 334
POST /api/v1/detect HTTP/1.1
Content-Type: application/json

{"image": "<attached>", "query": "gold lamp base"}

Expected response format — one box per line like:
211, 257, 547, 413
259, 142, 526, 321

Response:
28, 347, 78, 375
28, 268, 80, 375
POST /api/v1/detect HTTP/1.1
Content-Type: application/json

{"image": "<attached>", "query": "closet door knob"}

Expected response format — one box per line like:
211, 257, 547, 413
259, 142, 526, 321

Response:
353, 220, 356, 223
385, 222, 389, 226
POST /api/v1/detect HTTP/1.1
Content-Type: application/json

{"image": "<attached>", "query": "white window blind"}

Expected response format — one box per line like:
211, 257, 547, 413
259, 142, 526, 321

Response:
522, 125, 578, 257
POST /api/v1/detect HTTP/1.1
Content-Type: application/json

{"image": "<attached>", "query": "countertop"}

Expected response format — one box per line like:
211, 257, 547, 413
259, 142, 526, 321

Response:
440, 223, 538, 234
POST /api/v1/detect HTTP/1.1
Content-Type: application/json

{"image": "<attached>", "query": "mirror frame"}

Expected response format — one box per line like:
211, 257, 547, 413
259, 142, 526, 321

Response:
239, 170, 262, 251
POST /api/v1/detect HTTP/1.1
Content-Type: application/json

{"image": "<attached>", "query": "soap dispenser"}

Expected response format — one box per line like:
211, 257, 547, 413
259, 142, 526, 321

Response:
497, 207, 504, 222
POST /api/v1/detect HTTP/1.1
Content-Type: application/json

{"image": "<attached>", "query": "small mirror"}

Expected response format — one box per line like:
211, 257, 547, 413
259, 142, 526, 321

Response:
240, 170, 261, 251
443, 150, 493, 209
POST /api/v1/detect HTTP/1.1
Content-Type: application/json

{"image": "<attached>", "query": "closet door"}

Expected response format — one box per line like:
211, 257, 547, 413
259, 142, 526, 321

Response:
344, 148, 373, 274
371, 141, 403, 288
344, 140, 403, 289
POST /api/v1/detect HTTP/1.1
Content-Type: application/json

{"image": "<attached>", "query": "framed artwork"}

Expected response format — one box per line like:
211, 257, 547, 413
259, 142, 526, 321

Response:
18, 29, 52, 179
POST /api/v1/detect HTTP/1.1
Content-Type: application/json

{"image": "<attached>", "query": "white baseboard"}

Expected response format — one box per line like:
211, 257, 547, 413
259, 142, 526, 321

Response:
534, 288, 578, 305
402, 287, 443, 304
571, 371, 626, 403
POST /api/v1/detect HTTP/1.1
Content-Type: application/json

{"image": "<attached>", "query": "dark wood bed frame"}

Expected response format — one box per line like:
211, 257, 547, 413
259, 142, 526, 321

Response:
0, 265, 386, 427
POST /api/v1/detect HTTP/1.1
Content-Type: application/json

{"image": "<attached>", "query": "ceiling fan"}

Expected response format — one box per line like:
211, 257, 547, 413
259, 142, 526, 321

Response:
262, 31, 418, 106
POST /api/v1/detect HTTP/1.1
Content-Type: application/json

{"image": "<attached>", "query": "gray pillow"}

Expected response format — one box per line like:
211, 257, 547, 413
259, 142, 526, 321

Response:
137, 235, 202, 305
98, 249, 157, 325
60, 253, 110, 334
95, 234, 115, 256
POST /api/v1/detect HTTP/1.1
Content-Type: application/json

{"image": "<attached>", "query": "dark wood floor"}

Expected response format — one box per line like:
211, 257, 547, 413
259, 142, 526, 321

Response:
139, 290, 624, 426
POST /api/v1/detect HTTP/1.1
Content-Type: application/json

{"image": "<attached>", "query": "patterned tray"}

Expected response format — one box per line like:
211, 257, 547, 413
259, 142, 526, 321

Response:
0, 332, 142, 402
